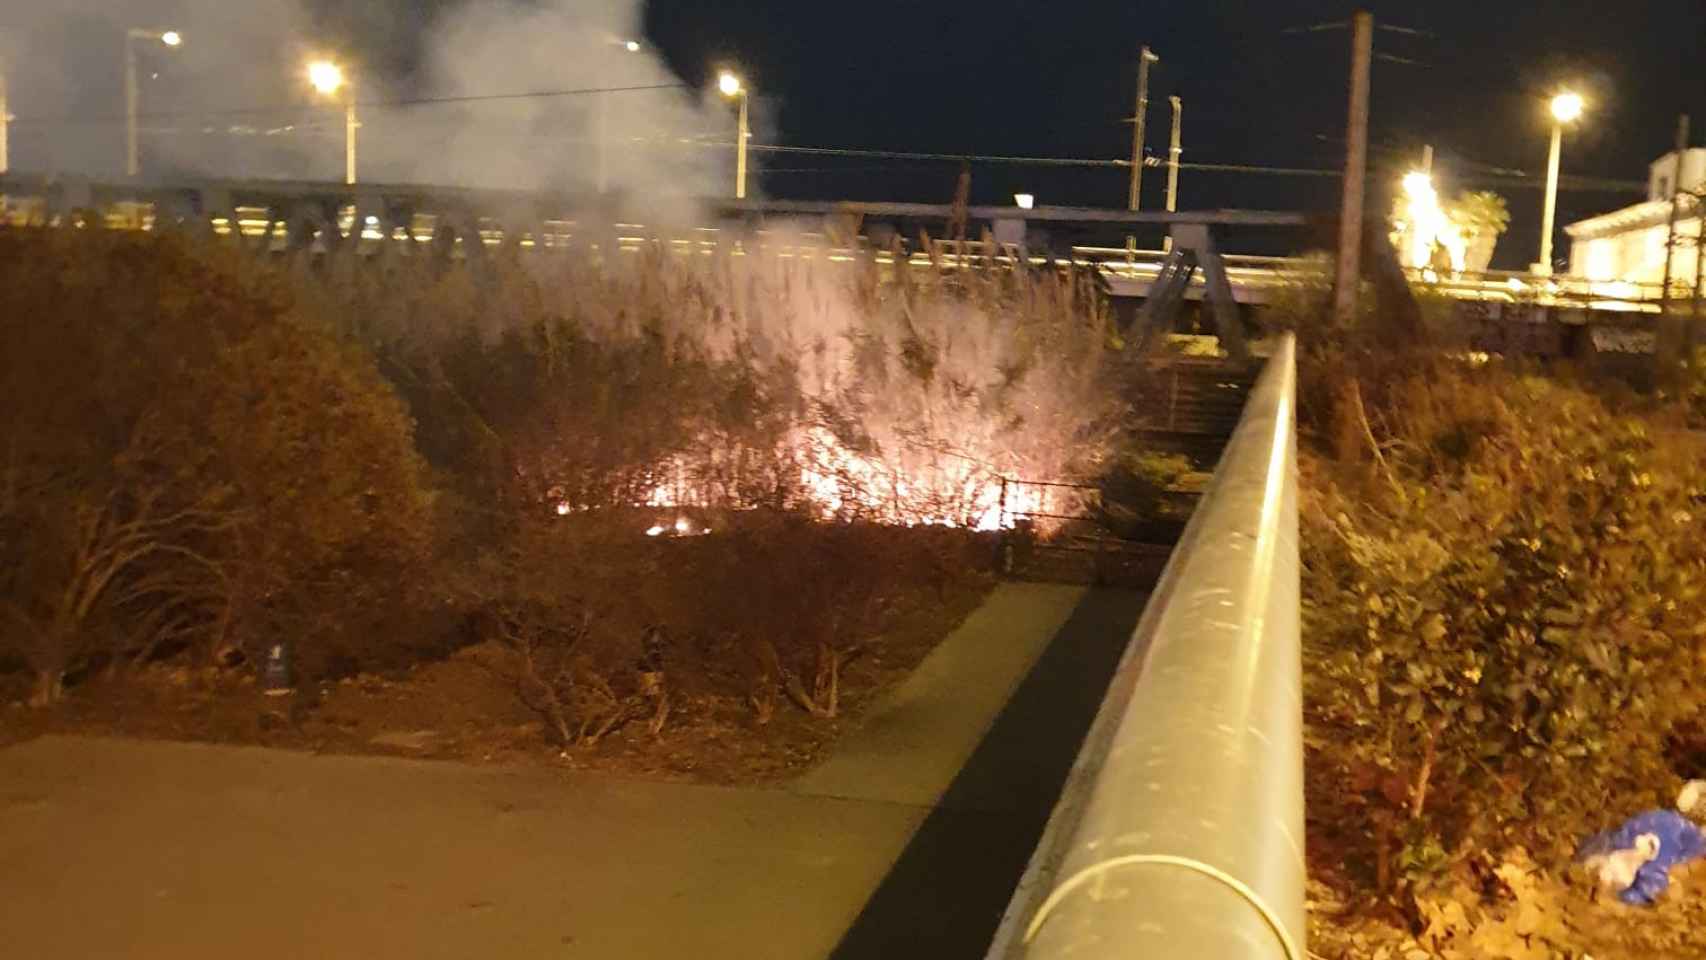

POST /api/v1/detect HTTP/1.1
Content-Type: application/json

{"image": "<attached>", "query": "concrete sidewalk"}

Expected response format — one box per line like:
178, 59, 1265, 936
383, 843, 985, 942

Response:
0, 584, 1144, 959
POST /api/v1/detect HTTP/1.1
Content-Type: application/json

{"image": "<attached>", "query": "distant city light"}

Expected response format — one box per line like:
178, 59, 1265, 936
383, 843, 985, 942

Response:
1551, 92, 1585, 124
307, 60, 346, 96
160, 30, 182, 47
1014, 193, 1035, 210
717, 70, 743, 97
625, 40, 642, 53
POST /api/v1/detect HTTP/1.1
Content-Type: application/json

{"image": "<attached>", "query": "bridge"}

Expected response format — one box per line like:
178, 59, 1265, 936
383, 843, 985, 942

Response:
0, 172, 1663, 319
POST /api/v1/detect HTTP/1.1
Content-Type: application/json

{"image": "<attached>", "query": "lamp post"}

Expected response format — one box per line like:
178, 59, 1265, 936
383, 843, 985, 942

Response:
308, 59, 356, 185
125, 28, 182, 177
1163, 95, 1183, 252
718, 70, 749, 200
1125, 45, 1159, 254
1, 57, 9, 175
1535, 91, 1584, 276
596, 38, 644, 195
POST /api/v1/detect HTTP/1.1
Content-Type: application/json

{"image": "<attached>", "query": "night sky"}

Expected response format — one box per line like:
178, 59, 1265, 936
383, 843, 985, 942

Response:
632, 0, 1706, 265
19, 1, 1703, 266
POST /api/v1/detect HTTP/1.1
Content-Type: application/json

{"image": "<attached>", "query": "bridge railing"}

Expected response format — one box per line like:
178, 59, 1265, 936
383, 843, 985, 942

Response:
985, 334, 1303, 960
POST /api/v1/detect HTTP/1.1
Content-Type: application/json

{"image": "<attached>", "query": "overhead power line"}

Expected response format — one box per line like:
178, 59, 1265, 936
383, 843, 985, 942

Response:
5, 82, 689, 128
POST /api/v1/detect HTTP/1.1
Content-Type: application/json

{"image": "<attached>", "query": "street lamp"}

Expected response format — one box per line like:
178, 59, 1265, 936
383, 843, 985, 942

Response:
1535, 91, 1586, 275
595, 38, 645, 195
125, 28, 183, 177
307, 59, 357, 185
718, 69, 749, 200
1, 55, 10, 175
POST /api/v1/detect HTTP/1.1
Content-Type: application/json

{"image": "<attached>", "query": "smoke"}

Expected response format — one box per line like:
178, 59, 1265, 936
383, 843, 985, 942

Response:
0, 0, 734, 210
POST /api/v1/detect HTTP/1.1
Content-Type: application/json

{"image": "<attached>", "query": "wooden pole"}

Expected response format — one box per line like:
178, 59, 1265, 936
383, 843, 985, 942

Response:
1126, 46, 1158, 254
1332, 11, 1373, 328
1658, 115, 1690, 385
1163, 96, 1183, 253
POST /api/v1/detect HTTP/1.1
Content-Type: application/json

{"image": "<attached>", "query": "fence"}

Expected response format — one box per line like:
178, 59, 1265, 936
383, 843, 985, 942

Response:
985, 333, 1302, 959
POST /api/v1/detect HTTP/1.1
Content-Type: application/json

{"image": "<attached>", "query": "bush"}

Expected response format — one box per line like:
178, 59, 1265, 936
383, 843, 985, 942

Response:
0, 229, 434, 701
474, 510, 990, 742
338, 240, 1124, 530
1302, 359, 1706, 889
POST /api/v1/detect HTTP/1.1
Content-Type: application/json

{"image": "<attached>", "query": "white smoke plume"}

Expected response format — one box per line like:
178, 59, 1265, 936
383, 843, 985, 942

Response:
0, 0, 735, 206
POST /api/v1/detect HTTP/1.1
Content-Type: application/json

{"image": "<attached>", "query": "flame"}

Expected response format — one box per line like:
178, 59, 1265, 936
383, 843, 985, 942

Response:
1392, 172, 1468, 274
641, 426, 1052, 532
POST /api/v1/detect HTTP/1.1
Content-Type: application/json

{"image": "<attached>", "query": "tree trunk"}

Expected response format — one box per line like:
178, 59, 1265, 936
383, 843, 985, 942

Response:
29, 668, 64, 707
1333, 378, 1366, 463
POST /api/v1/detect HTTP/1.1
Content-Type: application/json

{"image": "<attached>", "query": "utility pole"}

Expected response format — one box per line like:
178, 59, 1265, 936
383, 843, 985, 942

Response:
1421, 143, 1433, 176
0, 62, 8, 175
1692, 186, 1705, 358
124, 39, 139, 177
735, 87, 750, 200
1332, 11, 1373, 328
344, 98, 358, 186
1126, 45, 1159, 253
1163, 96, 1183, 252
1659, 114, 1691, 384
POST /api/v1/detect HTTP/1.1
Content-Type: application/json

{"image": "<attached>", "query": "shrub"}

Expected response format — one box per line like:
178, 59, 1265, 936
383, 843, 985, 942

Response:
0, 228, 434, 702
339, 238, 1125, 529
1302, 359, 1706, 888
474, 510, 991, 742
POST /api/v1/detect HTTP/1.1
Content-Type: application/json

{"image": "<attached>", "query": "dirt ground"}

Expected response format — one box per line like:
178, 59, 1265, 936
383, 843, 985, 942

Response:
0, 579, 992, 786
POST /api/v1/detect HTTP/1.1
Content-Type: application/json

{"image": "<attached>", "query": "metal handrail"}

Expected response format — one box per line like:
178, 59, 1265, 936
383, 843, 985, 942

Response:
986, 334, 1302, 960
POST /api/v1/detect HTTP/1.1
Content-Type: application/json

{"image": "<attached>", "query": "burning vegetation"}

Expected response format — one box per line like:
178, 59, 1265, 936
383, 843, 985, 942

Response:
1, 225, 1134, 759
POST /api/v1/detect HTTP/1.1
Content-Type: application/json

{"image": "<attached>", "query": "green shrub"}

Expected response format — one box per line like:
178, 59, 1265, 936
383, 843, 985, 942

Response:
1303, 360, 1706, 885
0, 229, 434, 701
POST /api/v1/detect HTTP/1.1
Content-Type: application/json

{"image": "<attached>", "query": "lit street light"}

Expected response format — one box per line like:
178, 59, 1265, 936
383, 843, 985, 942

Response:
1, 55, 10, 175
596, 38, 645, 195
718, 70, 749, 200
307, 59, 357, 185
1535, 91, 1586, 276
125, 28, 183, 177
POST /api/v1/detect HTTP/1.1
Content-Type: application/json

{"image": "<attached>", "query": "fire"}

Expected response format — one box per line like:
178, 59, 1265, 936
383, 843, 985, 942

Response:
1392, 171, 1467, 274
641, 426, 1052, 532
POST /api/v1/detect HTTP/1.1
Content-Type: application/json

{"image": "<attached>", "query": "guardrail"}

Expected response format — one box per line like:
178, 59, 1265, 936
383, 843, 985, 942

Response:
985, 334, 1303, 960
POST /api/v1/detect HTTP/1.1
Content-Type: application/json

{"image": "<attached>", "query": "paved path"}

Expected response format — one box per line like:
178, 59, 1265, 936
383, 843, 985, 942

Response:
0, 584, 1146, 959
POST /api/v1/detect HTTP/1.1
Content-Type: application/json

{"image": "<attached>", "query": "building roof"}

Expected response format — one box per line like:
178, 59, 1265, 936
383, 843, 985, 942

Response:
1565, 199, 1674, 240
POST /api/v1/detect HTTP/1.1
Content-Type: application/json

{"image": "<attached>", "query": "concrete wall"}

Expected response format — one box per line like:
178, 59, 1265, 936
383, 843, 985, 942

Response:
1649, 149, 1706, 201
1571, 216, 1702, 286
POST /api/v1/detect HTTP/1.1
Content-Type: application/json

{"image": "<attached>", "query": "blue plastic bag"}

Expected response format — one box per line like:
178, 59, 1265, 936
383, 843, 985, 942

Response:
1577, 809, 1706, 906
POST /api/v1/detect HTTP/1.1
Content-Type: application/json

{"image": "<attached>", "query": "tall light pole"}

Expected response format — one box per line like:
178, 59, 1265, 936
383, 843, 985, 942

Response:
1126, 46, 1159, 253
718, 70, 749, 200
308, 59, 356, 185
1162, 95, 1183, 252
597, 39, 644, 195
1535, 91, 1584, 276
1, 57, 9, 175
125, 28, 182, 177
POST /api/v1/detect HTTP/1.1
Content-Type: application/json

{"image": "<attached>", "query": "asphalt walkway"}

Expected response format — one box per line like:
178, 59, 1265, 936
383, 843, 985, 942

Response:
0, 583, 1147, 959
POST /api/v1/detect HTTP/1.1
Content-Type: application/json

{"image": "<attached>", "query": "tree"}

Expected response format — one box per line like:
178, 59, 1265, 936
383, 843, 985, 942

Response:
0, 228, 433, 703
1450, 191, 1511, 274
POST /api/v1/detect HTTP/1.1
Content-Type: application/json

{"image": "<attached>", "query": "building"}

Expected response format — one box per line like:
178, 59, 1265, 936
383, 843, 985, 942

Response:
1565, 149, 1705, 291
